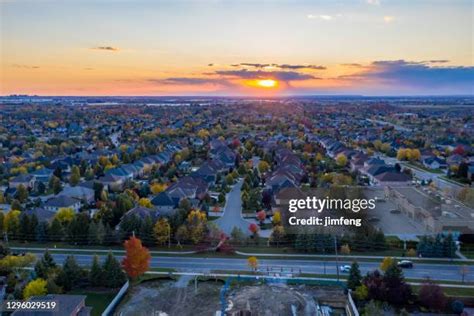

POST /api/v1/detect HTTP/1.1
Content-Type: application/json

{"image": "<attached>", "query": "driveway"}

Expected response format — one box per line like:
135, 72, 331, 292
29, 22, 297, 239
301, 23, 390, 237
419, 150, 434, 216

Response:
214, 179, 253, 236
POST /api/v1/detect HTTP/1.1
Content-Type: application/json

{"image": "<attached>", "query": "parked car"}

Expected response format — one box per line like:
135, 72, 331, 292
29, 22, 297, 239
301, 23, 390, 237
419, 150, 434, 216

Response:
340, 265, 351, 273
397, 260, 413, 268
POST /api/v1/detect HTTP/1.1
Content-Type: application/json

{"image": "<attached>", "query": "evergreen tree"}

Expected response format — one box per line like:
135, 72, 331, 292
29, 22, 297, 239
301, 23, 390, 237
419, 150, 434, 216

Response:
347, 261, 362, 290
35, 222, 48, 242
35, 250, 57, 279
89, 255, 103, 286
19, 214, 30, 242
87, 221, 98, 245
443, 234, 456, 258
102, 252, 126, 288
29, 214, 39, 241
56, 255, 83, 291
48, 218, 63, 242
103, 223, 117, 245
67, 213, 90, 245
383, 262, 412, 305
139, 216, 154, 246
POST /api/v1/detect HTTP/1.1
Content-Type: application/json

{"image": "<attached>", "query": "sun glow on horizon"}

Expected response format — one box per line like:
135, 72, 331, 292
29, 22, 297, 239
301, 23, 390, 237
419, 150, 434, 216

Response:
256, 79, 278, 88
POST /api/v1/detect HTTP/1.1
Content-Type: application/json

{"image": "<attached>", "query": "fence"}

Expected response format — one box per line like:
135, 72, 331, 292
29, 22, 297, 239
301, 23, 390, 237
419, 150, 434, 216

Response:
101, 280, 129, 316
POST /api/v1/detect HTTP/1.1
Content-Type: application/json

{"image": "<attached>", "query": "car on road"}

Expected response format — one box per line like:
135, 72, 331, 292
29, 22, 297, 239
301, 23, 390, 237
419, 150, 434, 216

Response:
397, 260, 413, 268
340, 265, 351, 273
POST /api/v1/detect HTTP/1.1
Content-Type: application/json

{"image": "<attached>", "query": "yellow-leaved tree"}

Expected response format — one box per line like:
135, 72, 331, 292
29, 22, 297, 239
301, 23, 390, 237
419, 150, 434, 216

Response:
23, 278, 47, 299
153, 218, 171, 246
380, 257, 395, 272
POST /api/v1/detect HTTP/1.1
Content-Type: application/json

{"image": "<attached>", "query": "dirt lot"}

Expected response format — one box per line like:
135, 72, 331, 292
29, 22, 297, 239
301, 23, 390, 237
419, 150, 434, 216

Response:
116, 277, 346, 316
226, 283, 346, 316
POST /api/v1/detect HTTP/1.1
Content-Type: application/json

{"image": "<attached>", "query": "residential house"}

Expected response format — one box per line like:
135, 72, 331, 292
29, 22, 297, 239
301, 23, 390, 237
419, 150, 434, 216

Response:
44, 196, 81, 212
9, 174, 35, 189
98, 174, 125, 192
422, 156, 447, 170
23, 207, 56, 222
151, 192, 176, 215
58, 186, 95, 204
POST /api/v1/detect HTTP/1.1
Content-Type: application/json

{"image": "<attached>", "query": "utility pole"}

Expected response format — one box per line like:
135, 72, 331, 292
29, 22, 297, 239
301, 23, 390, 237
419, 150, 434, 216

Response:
334, 235, 340, 282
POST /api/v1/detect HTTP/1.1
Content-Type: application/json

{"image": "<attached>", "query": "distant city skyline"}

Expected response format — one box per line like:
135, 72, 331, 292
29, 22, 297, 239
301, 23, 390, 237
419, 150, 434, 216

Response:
1, 0, 473, 96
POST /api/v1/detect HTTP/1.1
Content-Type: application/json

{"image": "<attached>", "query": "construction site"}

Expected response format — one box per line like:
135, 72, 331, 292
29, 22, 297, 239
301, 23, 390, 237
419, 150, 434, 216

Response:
116, 275, 351, 316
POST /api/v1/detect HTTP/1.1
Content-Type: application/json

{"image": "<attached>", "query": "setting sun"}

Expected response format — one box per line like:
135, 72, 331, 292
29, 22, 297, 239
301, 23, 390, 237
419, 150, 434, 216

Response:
256, 79, 278, 88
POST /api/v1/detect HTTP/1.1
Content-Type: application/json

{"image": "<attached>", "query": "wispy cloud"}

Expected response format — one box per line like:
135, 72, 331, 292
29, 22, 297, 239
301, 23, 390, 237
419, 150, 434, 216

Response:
91, 46, 119, 52
11, 64, 40, 69
367, 0, 381, 5
307, 14, 342, 21
383, 16, 395, 23
150, 77, 229, 86
231, 63, 326, 70
215, 69, 317, 81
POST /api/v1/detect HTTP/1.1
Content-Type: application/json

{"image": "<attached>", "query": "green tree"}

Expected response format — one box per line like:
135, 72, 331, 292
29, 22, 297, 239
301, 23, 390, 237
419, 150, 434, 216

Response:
139, 216, 154, 246
102, 252, 126, 288
56, 255, 83, 291
34, 250, 57, 279
347, 261, 362, 290
67, 213, 90, 245
48, 218, 63, 241
89, 255, 103, 286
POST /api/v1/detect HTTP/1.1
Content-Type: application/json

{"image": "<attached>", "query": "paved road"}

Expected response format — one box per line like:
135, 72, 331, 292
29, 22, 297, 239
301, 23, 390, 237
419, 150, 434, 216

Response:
42, 253, 471, 282
378, 154, 464, 191
214, 179, 252, 236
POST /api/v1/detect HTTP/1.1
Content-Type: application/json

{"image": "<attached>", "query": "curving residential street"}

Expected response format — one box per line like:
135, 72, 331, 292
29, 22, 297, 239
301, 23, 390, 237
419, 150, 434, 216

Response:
214, 179, 253, 236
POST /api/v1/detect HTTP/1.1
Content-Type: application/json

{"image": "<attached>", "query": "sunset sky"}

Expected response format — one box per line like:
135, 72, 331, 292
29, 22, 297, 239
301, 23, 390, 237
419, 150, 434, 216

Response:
1, 0, 473, 96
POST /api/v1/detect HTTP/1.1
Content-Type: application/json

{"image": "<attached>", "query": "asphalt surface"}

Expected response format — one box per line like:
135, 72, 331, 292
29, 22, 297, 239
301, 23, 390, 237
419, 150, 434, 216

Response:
42, 253, 471, 283
214, 179, 253, 236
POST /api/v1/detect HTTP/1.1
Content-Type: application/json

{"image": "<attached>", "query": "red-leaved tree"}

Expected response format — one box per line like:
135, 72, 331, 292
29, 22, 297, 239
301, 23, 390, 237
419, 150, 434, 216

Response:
122, 236, 151, 279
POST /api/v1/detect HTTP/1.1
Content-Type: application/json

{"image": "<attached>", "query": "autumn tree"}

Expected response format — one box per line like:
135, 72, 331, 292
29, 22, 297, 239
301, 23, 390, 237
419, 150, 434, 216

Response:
153, 218, 171, 246
335, 153, 348, 167
137, 198, 153, 208
150, 183, 167, 194
270, 225, 285, 247
122, 236, 151, 279
17, 184, 29, 203
272, 211, 281, 225
23, 278, 47, 299
55, 208, 75, 225
247, 256, 258, 272
256, 210, 266, 225
258, 161, 270, 173
69, 165, 81, 186
340, 244, 351, 255
186, 210, 207, 244
379, 257, 395, 272
419, 281, 447, 311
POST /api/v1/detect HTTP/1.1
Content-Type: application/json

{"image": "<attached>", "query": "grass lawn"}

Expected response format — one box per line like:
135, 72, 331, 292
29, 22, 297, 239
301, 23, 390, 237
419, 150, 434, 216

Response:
411, 285, 474, 298
68, 289, 117, 316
